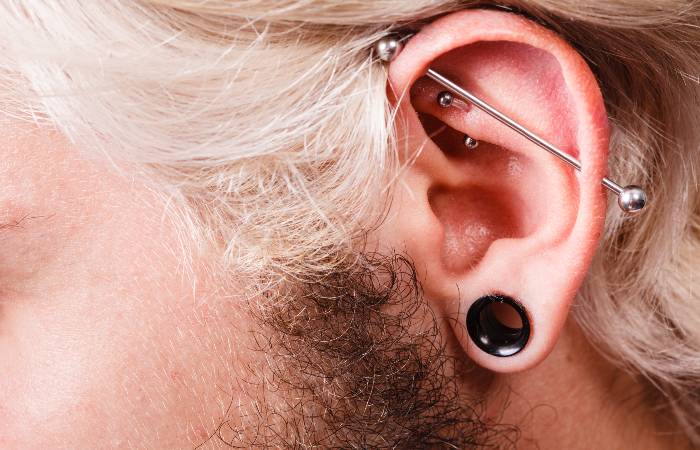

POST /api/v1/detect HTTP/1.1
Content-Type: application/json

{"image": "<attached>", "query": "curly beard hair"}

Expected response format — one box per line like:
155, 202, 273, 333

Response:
216, 253, 520, 449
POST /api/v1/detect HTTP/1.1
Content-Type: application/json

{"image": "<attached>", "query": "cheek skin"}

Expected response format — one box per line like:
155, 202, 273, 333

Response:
0, 124, 246, 449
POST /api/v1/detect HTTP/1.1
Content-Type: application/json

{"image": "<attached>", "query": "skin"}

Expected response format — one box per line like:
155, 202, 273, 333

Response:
0, 10, 691, 450
0, 100, 687, 450
0, 124, 245, 448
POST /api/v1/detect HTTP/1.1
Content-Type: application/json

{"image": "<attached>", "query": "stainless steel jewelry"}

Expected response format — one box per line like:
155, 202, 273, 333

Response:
463, 134, 479, 150
437, 91, 454, 108
374, 35, 648, 213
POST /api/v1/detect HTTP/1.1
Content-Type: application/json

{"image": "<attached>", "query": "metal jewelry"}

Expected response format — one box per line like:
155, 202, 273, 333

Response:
374, 35, 648, 213
463, 134, 479, 150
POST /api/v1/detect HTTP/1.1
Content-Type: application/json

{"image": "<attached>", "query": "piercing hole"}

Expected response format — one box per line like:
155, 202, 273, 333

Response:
488, 301, 523, 329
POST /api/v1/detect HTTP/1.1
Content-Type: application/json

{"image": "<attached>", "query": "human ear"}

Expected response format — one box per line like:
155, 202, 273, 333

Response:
379, 9, 609, 372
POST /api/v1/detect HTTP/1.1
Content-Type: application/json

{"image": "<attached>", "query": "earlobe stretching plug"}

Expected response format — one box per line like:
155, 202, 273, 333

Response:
374, 35, 648, 213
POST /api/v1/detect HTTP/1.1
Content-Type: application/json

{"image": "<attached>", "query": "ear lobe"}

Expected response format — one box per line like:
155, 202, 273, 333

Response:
382, 10, 609, 372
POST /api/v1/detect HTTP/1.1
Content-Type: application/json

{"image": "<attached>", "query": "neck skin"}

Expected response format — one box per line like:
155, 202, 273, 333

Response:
482, 319, 689, 450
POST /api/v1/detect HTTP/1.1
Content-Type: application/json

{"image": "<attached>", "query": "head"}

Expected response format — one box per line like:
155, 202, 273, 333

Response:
0, 1, 699, 449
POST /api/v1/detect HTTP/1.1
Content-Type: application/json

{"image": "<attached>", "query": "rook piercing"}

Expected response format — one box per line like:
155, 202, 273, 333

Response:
466, 294, 531, 357
437, 91, 453, 108
464, 135, 479, 150
373, 36, 648, 214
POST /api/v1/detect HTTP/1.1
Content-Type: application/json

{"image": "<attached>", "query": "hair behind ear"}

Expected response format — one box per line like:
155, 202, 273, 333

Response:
2, 0, 699, 442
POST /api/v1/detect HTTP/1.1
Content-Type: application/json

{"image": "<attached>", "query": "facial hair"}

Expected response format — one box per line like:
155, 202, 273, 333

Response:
211, 252, 519, 449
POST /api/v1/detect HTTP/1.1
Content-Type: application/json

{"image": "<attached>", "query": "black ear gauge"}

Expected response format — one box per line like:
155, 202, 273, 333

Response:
466, 294, 531, 357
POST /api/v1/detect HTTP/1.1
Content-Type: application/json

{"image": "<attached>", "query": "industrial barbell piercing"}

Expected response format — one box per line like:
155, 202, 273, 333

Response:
373, 35, 649, 214
426, 69, 648, 213
374, 32, 414, 62
464, 134, 479, 150
375, 36, 402, 62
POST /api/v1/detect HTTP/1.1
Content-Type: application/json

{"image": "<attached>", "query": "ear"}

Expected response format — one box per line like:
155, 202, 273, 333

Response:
379, 9, 609, 372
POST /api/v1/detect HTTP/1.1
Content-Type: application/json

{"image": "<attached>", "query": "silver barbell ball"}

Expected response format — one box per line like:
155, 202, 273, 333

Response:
618, 185, 647, 213
437, 91, 454, 108
464, 135, 479, 150
375, 36, 403, 62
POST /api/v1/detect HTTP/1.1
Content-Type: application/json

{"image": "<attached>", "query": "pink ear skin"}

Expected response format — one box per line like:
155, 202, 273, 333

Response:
378, 10, 609, 372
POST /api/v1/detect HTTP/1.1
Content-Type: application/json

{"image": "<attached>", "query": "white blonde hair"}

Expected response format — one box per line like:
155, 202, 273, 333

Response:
1, 0, 699, 443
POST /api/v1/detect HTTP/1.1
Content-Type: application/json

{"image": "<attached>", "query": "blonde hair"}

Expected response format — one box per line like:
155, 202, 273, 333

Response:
1, 0, 699, 442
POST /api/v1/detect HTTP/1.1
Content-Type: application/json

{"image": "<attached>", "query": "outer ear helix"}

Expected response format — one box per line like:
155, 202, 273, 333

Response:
374, 35, 648, 215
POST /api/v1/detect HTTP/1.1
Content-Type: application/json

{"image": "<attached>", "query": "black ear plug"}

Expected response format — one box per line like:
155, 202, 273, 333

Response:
466, 294, 530, 357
